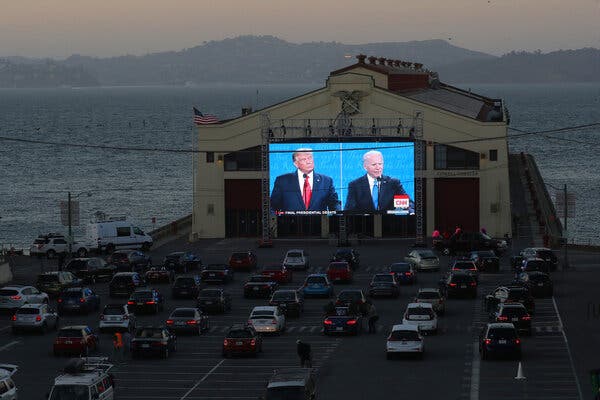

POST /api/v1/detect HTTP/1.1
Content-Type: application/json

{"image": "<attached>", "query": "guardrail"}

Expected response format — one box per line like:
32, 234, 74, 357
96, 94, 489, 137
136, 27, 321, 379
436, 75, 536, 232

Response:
149, 214, 192, 243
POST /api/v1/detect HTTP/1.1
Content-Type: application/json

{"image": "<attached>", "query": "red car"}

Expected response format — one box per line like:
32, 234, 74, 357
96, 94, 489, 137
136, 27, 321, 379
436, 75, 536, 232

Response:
53, 325, 98, 357
228, 251, 257, 271
222, 324, 263, 358
327, 262, 353, 283
261, 264, 292, 284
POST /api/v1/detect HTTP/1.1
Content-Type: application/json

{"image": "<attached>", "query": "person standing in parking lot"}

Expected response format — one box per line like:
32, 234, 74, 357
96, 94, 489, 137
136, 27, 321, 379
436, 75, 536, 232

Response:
112, 332, 124, 363
368, 304, 379, 334
296, 339, 312, 368
122, 330, 132, 359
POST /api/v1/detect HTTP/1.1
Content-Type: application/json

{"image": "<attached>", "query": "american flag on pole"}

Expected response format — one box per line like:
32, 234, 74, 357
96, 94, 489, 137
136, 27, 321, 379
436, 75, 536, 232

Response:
193, 107, 219, 125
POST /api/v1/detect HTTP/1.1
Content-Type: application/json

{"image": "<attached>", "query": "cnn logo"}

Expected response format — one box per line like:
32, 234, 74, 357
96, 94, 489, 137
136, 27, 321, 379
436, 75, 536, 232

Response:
394, 195, 409, 209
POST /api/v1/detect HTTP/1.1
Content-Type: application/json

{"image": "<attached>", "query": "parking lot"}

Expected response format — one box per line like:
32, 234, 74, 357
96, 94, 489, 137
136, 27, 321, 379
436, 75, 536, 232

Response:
0, 238, 585, 399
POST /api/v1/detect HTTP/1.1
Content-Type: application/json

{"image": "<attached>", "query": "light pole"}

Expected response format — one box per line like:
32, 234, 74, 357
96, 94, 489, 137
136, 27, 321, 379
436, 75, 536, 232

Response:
67, 191, 92, 254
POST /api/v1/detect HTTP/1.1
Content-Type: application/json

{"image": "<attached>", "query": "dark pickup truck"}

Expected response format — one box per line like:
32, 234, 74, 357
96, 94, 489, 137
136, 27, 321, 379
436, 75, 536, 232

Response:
434, 231, 507, 256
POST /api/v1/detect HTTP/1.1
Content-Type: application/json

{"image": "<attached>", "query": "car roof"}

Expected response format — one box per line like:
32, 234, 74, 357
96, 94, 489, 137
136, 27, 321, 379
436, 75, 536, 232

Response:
170, 307, 197, 313
273, 289, 296, 294
59, 325, 89, 330
252, 306, 278, 312
39, 272, 60, 276
1, 285, 29, 290
487, 322, 516, 329
306, 274, 327, 278
268, 368, 313, 387
338, 289, 363, 294
500, 303, 527, 309
286, 249, 304, 253
104, 303, 126, 308
391, 324, 419, 332
113, 272, 137, 277
18, 303, 44, 309
406, 302, 433, 309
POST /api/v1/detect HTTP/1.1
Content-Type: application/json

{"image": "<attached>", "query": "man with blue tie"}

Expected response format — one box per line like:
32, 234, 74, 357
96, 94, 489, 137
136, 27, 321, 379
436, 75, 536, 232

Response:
270, 148, 340, 212
344, 150, 413, 213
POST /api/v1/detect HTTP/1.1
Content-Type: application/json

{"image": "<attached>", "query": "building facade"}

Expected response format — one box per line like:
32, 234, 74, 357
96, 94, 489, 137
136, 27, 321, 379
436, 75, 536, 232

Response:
191, 55, 511, 240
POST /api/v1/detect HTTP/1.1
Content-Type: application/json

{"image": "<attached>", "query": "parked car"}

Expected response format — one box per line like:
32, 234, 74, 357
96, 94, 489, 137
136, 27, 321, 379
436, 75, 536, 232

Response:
29, 233, 89, 258
63, 257, 117, 283
439, 271, 477, 299
269, 290, 304, 317
166, 307, 209, 335
483, 285, 535, 315
53, 325, 98, 357
243, 275, 279, 299
512, 247, 558, 271
108, 250, 151, 272
228, 251, 257, 271
479, 322, 521, 360
222, 324, 263, 358
519, 258, 549, 273
201, 264, 234, 284
386, 324, 424, 359
388, 262, 417, 284
335, 290, 369, 315
323, 306, 362, 336
171, 275, 202, 299
57, 287, 100, 314
0, 285, 49, 312
437, 231, 505, 256
301, 274, 334, 298
450, 258, 479, 281
248, 306, 286, 334
131, 326, 176, 359
414, 288, 445, 315
402, 303, 438, 334
331, 248, 360, 269
489, 303, 532, 336
99, 303, 136, 333
12, 303, 59, 333
283, 249, 310, 270
108, 272, 145, 297
368, 274, 400, 298
260, 264, 293, 284
468, 250, 500, 273
145, 266, 172, 284
516, 271, 553, 297
404, 249, 440, 271
197, 288, 232, 314
327, 261, 353, 283
264, 368, 316, 400
35, 272, 80, 297
163, 251, 202, 272
127, 288, 164, 314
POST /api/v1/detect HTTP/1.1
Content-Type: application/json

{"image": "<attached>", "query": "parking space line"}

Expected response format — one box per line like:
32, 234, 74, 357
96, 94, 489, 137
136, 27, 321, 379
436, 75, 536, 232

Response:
469, 342, 480, 400
180, 359, 225, 400
0, 340, 20, 352
552, 297, 583, 400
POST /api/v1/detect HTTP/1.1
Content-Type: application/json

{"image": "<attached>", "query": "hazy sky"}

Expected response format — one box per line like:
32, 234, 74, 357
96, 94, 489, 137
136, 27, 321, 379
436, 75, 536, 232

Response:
1, 0, 599, 59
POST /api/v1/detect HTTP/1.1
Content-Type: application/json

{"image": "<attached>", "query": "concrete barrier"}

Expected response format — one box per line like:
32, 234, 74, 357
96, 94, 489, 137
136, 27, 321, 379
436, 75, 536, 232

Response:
0, 263, 14, 285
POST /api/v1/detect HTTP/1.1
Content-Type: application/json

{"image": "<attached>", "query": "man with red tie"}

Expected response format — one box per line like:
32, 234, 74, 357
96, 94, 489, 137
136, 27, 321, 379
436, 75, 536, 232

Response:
270, 148, 340, 212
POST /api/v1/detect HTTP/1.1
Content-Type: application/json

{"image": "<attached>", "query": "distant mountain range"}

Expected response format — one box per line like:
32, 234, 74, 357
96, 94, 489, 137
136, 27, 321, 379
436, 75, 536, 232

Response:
1, 35, 599, 87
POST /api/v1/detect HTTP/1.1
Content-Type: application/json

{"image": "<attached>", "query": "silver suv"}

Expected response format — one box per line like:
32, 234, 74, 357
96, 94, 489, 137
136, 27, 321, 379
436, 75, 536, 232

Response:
0, 286, 49, 312
12, 303, 59, 334
99, 303, 136, 333
29, 233, 89, 258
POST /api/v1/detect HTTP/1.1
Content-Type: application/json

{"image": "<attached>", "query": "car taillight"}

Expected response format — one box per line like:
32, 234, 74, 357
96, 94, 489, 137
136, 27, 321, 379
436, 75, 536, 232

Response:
10, 295, 21, 300
449, 283, 457, 287
36, 315, 42, 322
346, 319, 357, 325
515, 338, 521, 345
247, 320, 252, 325
100, 315, 105, 320
186, 320, 197, 325
223, 339, 229, 346
497, 315, 509, 321
11, 315, 16, 321
522, 315, 531, 320
263, 285, 270, 289
79, 298, 85, 303
166, 319, 174, 325
57, 298, 63, 303
335, 300, 342, 305
405, 272, 412, 276
484, 339, 491, 345
122, 315, 128, 320
324, 319, 333, 325
152, 341, 167, 347
271, 319, 277, 325
146, 301, 156, 305
470, 282, 477, 287
127, 301, 135, 305
250, 339, 256, 346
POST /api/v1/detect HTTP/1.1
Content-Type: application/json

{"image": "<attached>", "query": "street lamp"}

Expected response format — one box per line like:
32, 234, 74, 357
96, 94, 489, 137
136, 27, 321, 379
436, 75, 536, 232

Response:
68, 191, 92, 254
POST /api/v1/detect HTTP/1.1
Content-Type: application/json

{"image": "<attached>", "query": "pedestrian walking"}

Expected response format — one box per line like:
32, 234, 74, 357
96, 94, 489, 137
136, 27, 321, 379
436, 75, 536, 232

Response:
122, 330, 132, 359
296, 339, 312, 368
112, 332, 124, 363
368, 304, 379, 334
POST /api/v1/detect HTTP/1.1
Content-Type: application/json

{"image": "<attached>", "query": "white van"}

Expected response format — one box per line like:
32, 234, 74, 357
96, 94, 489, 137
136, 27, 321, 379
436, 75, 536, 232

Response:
86, 217, 153, 253
48, 358, 114, 400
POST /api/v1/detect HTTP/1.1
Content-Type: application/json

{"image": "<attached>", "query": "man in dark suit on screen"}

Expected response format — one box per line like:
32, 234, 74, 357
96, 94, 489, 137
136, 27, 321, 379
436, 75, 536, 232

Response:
270, 148, 340, 212
345, 150, 414, 213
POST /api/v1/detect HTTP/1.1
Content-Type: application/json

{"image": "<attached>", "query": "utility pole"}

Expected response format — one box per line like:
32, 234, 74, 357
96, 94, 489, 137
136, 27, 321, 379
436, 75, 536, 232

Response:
68, 191, 72, 255
563, 184, 569, 269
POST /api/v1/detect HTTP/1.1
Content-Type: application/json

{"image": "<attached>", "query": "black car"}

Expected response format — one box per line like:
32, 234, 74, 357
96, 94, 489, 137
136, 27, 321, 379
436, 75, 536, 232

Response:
517, 271, 553, 297
483, 285, 535, 315
388, 262, 416, 285
490, 303, 532, 336
440, 271, 477, 298
63, 258, 117, 283
57, 287, 100, 314
368, 274, 400, 298
131, 326, 177, 359
511, 247, 558, 272
331, 248, 360, 270
469, 250, 500, 273
201, 264, 234, 284
323, 306, 362, 336
519, 258, 548, 273
109, 272, 145, 297
165, 307, 209, 335
243, 275, 279, 298
479, 323, 521, 360
171, 276, 202, 299
108, 250, 152, 273
335, 290, 370, 315
197, 288, 232, 313
127, 288, 164, 314
438, 231, 504, 256
269, 290, 304, 317
163, 252, 202, 273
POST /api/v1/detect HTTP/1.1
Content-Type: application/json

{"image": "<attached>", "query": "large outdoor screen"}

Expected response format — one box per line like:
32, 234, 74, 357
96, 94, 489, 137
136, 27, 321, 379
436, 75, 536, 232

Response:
269, 142, 415, 215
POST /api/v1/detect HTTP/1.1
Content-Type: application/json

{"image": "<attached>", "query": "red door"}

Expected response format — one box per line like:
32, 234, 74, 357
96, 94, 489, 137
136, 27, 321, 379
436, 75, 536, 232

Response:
434, 178, 479, 233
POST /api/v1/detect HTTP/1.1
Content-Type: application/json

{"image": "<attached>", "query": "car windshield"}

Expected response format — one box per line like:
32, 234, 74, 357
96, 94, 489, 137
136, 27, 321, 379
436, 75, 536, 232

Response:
407, 308, 434, 319
38, 275, 59, 283
207, 264, 227, 270
63, 290, 83, 298
34, 238, 46, 244
58, 329, 83, 338
231, 253, 249, 260
390, 330, 420, 341
306, 276, 326, 284
135, 329, 163, 338
175, 278, 196, 285
132, 291, 152, 300
338, 292, 361, 301
199, 290, 221, 298
390, 264, 409, 272
525, 260, 545, 270
507, 289, 528, 300
272, 292, 296, 301
501, 307, 527, 317
0, 289, 19, 296
478, 251, 496, 257
171, 309, 195, 318
373, 275, 393, 282
111, 253, 128, 261
529, 274, 549, 283
418, 250, 437, 259
49, 384, 89, 400
417, 291, 440, 300
286, 252, 303, 258
112, 276, 132, 284
329, 263, 348, 270
453, 262, 475, 270
103, 306, 124, 315
451, 275, 475, 284
17, 308, 40, 315
252, 310, 275, 318
227, 330, 253, 338
65, 260, 88, 270
266, 387, 306, 400
536, 250, 555, 259
263, 266, 282, 272
248, 276, 270, 283
488, 328, 517, 339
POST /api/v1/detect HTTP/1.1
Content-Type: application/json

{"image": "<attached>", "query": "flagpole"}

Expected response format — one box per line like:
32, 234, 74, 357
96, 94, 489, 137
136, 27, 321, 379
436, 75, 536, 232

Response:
192, 112, 196, 240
